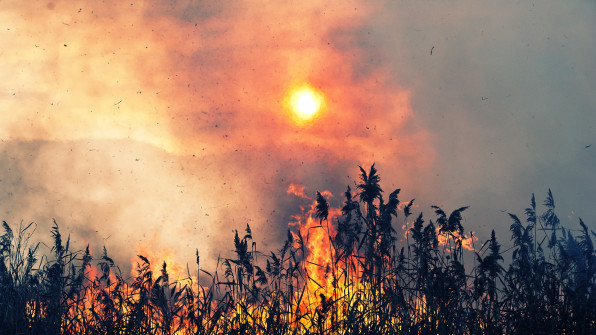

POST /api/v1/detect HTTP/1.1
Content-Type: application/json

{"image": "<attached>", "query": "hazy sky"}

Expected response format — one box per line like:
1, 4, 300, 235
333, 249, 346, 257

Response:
1, 0, 594, 272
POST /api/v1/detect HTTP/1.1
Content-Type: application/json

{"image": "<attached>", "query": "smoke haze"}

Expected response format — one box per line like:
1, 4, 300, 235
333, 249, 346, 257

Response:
1, 0, 594, 271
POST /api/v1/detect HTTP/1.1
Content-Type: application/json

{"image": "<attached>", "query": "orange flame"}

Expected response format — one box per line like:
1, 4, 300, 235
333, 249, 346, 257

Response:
436, 229, 479, 252
287, 182, 311, 199
133, 240, 187, 282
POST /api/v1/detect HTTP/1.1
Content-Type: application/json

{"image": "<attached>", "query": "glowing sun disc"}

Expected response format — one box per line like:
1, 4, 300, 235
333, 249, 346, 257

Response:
286, 85, 325, 124
295, 92, 318, 118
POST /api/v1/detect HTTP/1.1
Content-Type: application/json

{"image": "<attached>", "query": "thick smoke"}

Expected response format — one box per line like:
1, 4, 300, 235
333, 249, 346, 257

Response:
0, 0, 594, 272
356, 0, 596, 239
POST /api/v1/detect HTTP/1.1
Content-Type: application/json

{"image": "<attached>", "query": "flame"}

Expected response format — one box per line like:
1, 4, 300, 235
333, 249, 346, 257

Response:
436, 229, 478, 252
9, 189, 489, 333
10, 198, 583, 334
287, 182, 311, 199
133, 240, 187, 282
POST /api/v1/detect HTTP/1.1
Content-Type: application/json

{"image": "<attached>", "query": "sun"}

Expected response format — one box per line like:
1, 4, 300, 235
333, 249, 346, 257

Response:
295, 92, 318, 118
285, 84, 325, 125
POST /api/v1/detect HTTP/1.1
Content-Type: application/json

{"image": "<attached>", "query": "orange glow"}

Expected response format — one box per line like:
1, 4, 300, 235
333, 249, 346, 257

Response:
436, 229, 479, 252
287, 182, 311, 199
133, 240, 186, 281
284, 84, 326, 125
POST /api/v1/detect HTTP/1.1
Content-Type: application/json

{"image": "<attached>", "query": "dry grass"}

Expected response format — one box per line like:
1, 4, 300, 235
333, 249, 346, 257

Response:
1, 166, 594, 334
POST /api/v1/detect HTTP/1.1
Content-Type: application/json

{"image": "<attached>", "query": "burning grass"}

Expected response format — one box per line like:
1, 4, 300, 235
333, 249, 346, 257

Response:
1, 165, 595, 334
